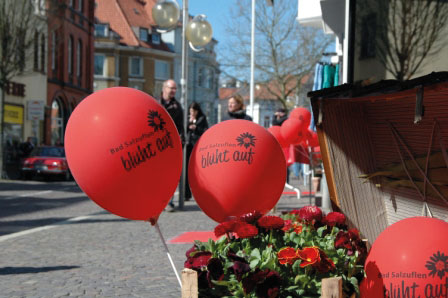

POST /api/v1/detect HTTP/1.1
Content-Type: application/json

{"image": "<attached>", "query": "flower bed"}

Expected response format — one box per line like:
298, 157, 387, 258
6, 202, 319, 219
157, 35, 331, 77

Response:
184, 206, 367, 297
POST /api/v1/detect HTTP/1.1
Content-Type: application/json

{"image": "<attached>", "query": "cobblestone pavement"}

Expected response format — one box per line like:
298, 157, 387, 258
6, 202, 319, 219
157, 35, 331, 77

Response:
0, 177, 319, 298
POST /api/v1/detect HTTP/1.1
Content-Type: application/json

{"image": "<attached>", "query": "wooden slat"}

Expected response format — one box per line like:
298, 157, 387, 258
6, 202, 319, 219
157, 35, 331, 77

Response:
321, 277, 343, 298
181, 269, 198, 298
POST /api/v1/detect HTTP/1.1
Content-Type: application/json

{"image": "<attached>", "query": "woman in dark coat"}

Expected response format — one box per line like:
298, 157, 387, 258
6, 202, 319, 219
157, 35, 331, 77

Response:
222, 94, 252, 121
185, 102, 209, 200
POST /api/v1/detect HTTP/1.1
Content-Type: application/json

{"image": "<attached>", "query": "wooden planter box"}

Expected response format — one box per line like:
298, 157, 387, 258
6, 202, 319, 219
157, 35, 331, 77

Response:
181, 269, 349, 298
309, 72, 448, 244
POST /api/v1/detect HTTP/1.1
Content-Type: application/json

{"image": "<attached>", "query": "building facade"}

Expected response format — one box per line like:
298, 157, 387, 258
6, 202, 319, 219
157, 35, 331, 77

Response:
94, 0, 176, 98
46, 0, 95, 145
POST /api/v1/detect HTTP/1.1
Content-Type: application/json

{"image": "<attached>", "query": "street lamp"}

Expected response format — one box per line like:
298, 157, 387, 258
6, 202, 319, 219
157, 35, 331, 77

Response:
152, 0, 213, 210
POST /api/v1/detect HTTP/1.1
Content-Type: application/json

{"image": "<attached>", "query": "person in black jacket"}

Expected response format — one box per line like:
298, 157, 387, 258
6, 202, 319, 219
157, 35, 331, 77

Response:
159, 79, 185, 211
185, 102, 209, 201
222, 94, 252, 121
159, 79, 185, 144
272, 108, 288, 126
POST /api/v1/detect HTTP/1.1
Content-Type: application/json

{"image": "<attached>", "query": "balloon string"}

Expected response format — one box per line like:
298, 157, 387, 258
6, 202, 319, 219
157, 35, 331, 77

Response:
153, 222, 182, 288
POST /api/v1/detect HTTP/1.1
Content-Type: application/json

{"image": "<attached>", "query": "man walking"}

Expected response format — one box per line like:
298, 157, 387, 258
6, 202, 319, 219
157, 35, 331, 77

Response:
159, 79, 185, 211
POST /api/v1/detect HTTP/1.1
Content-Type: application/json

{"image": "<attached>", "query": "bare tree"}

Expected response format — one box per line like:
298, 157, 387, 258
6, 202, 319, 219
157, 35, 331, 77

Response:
219, 0, 332, 109
366, 0, 448, 81
0, 0, 48, 176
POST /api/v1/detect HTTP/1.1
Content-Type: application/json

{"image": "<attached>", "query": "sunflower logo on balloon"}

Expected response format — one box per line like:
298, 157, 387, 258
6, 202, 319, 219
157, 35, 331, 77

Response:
425, 251, 448, 279
236, 132, 257, 149
147, 110, 166, 132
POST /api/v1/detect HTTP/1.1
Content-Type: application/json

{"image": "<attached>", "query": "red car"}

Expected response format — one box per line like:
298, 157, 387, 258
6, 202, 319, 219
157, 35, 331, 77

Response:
21, 146, 71, 180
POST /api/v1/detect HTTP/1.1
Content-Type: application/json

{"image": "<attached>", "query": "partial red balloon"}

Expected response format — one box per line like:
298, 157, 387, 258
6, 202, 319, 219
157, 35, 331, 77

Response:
280, 118, 306, 145
268, 125, 290, 148
64, 87, 182, 220
308, 129, 319, 147
289, 107, 311, 128
360, 217, 448, 298
188, 120, 287, 222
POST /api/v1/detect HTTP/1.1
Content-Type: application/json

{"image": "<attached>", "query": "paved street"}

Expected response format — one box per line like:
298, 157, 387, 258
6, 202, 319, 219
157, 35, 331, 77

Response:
0, 177, 316, 297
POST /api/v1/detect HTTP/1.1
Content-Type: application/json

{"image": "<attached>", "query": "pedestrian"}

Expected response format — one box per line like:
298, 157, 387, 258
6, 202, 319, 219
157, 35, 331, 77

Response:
222, 94, 252, 121
272, 108, 288, 126
158, 79, 185, 211
185, 102, 209, 201
19, 137, 35, 159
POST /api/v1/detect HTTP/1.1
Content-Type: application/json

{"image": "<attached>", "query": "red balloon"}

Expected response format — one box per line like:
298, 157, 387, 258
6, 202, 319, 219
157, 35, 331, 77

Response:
289, 107, 311, 128
308, 129, 319, 147
280, 118, 306, 145
268, 125, 290, 148
188, 120, 287, 222
360, 217, 448, 298
64, 87, 182, 220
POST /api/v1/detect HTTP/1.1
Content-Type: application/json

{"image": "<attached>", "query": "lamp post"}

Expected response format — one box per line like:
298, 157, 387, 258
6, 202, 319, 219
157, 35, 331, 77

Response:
152, 0, 213, 210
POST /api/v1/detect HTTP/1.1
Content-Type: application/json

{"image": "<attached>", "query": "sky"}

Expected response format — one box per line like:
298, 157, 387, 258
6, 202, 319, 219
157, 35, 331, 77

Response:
178, 0, 233, 47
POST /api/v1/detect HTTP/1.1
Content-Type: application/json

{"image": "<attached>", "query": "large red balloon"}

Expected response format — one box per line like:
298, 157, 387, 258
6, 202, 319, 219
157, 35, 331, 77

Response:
289, 107, 311, 128
65, 87, 182, 221
280, 118, 306, 145
188, 120, 287, 222
360, 217, 448, 298
268, 125, 290, 148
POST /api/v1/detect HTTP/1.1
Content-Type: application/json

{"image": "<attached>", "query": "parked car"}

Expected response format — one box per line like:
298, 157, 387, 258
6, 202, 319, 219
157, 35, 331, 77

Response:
21, 146, 71, 181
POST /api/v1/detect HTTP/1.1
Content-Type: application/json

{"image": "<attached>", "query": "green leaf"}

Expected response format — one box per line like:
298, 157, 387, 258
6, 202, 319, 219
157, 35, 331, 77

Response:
317, 226, 326, 237
250, 259, 260, 269
250, 248, 261, 260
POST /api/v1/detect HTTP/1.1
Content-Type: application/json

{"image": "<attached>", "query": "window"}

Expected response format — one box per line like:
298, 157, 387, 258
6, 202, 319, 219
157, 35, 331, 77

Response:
151, 33, 160, 44
78, 0, 83, 12
139, 28, 148, 42
68, 35, 74, 75
77, 40, 82, 79
94, 24, 108, 37
69, 0, 73, 7
94, 54, 106, 76
34, 31, 39, 70
40, 34, 45, 72
155, 60, 169, 80
51, 31, 56, 71
360, 13, 376, 59
198, 67, 205, 87
129, 57, 143, 77
207, 69, 214, 89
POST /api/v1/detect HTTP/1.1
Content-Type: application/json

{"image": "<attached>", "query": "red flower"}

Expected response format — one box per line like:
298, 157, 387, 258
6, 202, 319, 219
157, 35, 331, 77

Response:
184, 251, 212, 270
257, 216, 285, 230
234, 222, 258, 238
335, 229, 367, 258
297, 247, 320, 267
323, 212, 346, 227
297, 206, 323, 222
313, 249, 336, 273
278, 247, 299, 265
242, 269, 281, 297
281, 220, 303, 234
281, 220, 292, 231
240, 210, 263, 224
214, 220, 239, 237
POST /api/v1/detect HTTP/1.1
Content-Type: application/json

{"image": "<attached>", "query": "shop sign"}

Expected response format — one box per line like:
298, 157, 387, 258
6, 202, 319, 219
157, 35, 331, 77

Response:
27, 100, 45, 121
4, 104, 24, 124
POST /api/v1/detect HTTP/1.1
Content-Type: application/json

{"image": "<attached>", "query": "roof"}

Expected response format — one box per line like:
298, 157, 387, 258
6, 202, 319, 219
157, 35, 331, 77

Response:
95, 0, 172, 51
307, 72, 448, 100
